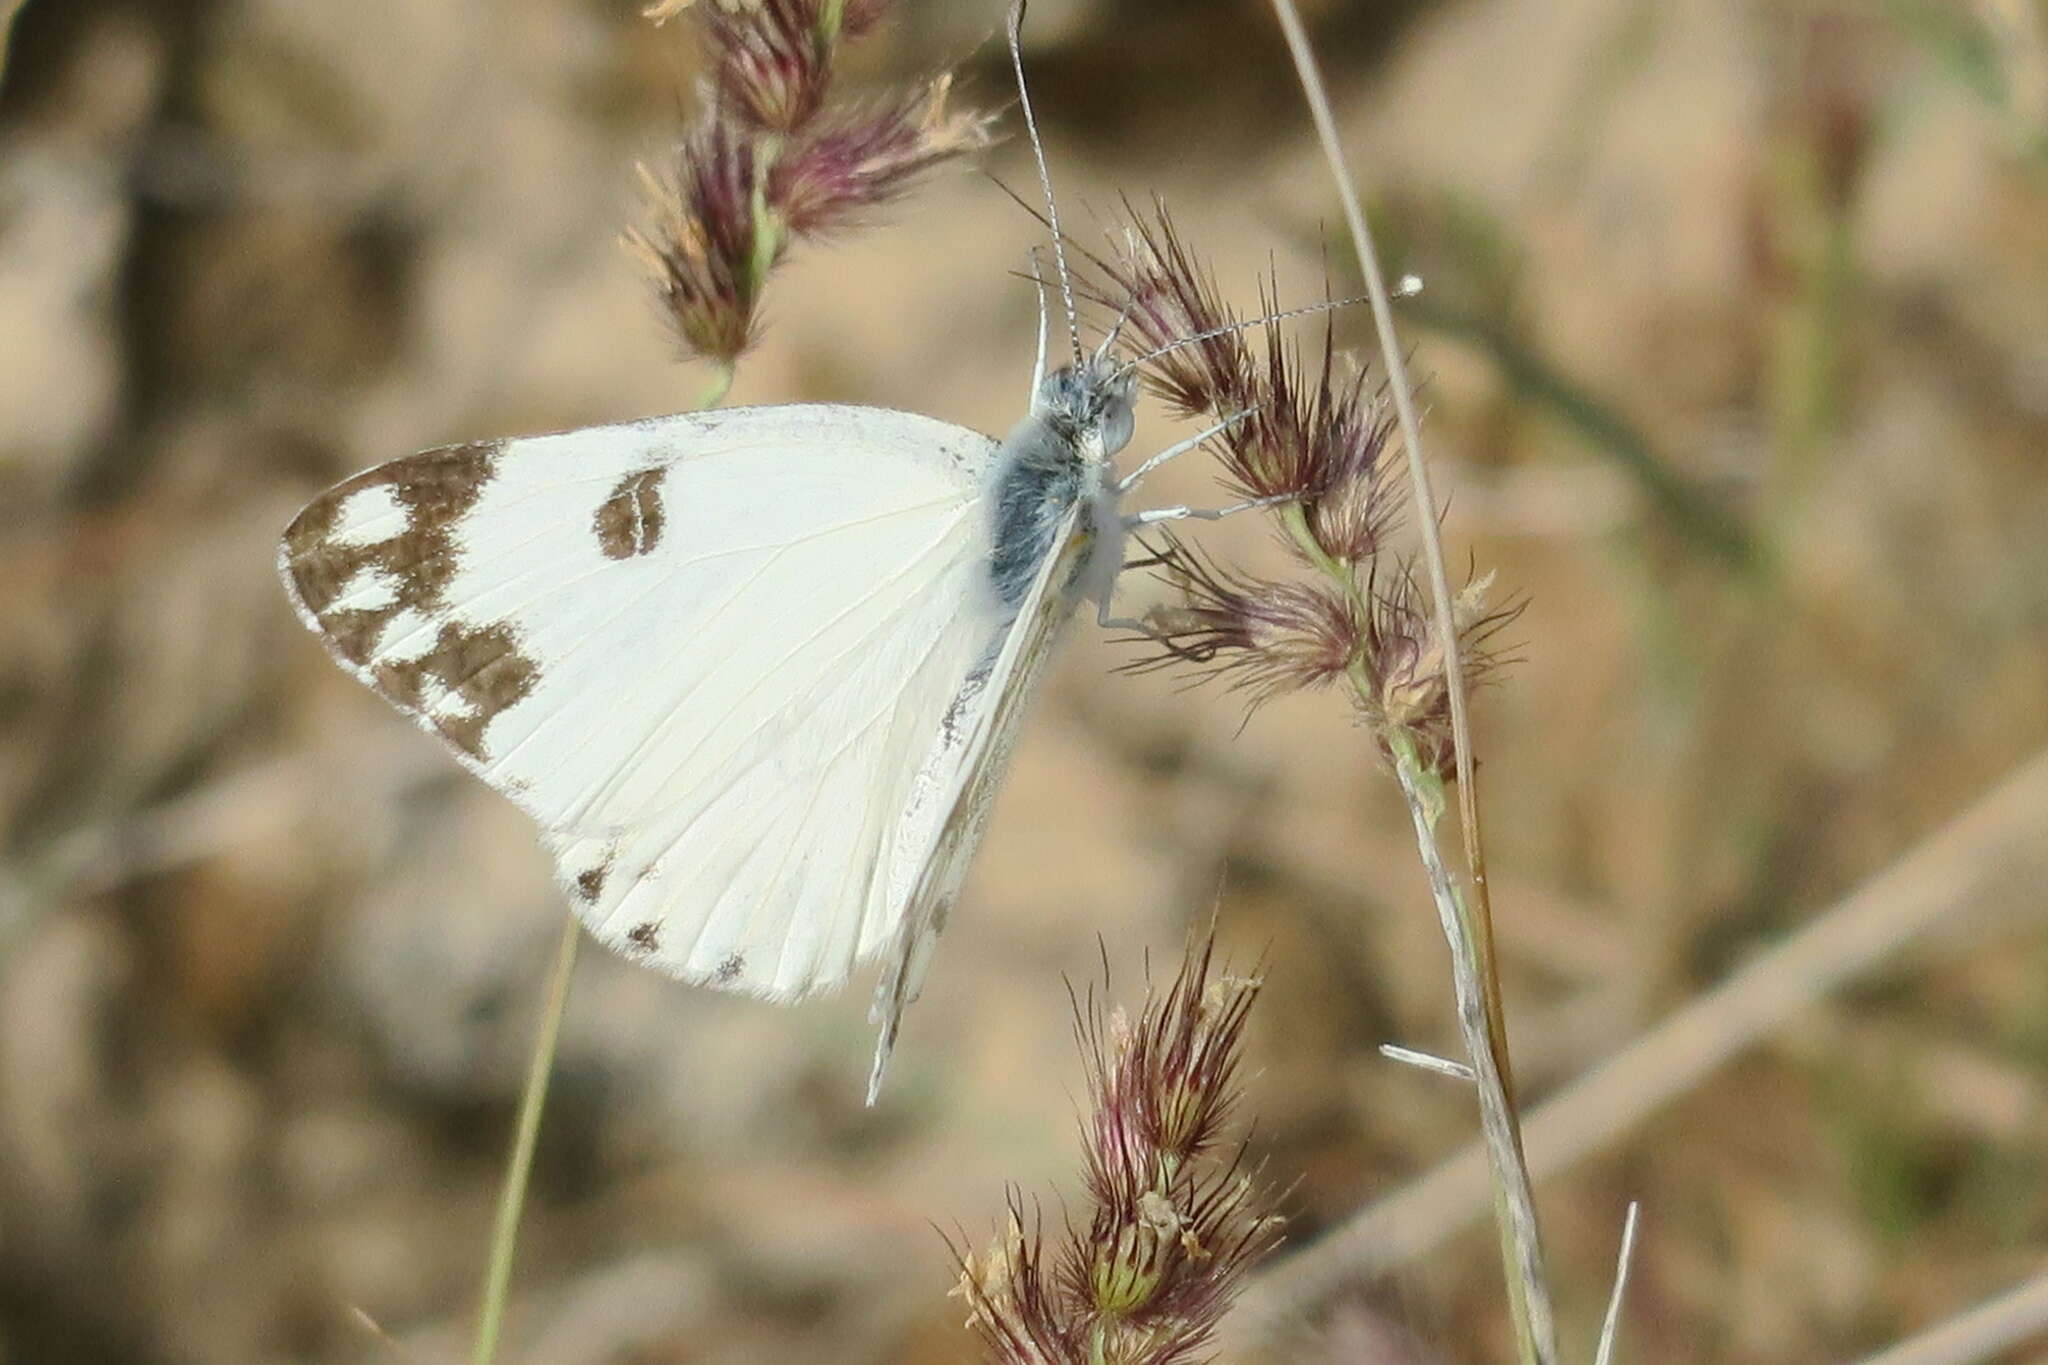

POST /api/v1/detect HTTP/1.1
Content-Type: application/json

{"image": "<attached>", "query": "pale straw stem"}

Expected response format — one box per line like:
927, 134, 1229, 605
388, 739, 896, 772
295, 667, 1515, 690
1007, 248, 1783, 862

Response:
1592, 1203, 1641, 1365
1392, 736, 1557, 1365
1261, 0, 1512, 1082
1847, 1270, 2048, 1365
472, 911, 582, 1365
1266, 3, 1552, 1361
1237, 749, 2048, 1342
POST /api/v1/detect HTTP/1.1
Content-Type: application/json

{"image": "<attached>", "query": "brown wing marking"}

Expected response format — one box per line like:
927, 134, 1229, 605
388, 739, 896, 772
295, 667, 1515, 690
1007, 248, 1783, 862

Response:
279, 441, 542, 760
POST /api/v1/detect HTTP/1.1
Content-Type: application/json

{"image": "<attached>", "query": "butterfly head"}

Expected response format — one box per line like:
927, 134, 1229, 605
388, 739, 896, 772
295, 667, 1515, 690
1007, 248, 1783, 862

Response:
1033, 354, 1138, 464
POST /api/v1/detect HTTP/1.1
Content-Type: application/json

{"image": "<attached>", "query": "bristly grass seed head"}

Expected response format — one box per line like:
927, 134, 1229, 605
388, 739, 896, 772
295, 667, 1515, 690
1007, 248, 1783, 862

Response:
627, 0, 993, 371
627, 119, 766, 365
956, 934, 1282, 1365
1090, 204, 1519, 778
1137, 549, 1361, 703
772, 77, 991, 236
699, 0, 838, 133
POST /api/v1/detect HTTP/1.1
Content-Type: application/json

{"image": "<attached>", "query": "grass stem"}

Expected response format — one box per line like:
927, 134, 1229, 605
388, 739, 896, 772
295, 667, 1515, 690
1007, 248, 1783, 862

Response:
471, 911, 582, 1365
1390, 732, 1557, 1365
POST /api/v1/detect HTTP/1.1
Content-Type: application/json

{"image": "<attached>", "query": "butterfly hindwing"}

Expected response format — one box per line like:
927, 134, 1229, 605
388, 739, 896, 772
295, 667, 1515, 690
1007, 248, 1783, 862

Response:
280, 405, 1011, 998
866, 503, 1091, 1097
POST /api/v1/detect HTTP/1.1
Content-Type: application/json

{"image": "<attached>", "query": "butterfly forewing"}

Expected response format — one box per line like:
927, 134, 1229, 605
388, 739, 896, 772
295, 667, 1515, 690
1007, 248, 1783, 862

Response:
279, 406, 1010, 998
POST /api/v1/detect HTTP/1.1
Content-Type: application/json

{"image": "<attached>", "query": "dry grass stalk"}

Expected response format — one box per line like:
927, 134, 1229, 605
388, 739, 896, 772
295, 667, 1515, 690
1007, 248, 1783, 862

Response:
1253, 2, 1558, 1360
1237, 749, 2048, 1344
1848, 1268, 2048, 1365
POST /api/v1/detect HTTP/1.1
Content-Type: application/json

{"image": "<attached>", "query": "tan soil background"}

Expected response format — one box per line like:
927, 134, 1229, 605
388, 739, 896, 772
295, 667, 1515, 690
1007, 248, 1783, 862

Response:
3, 0, 2046, 1361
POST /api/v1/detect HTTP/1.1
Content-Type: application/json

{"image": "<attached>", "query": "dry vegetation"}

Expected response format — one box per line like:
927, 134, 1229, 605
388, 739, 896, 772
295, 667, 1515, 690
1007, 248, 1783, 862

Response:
1, 0, 2045, 1362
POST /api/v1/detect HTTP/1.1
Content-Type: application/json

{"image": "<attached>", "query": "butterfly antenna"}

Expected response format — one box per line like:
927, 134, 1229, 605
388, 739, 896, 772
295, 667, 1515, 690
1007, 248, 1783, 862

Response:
1092, 290, 1136, 363
1112, 294, 1369, 380
1027, 247, 1051, 397
1007, 0, 1083, 368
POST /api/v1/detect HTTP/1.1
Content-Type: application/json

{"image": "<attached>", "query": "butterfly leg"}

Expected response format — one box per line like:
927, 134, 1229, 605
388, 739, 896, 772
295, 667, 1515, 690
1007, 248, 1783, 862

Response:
1095, 596, 1229, 664
1096, 602, 1153, 634
1123, 489, 1297, 529
1115, 409, 1253, 496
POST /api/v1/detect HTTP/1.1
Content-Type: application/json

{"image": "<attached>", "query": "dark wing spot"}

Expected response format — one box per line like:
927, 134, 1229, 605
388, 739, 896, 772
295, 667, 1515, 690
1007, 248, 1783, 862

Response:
282, 440, 501, 629
575, 865, 608, 903
627, 921, 661, 953
592, 467, 667, 560
713, 953, 745, 985
370, 618, 539, 759
938, 649, 998, 747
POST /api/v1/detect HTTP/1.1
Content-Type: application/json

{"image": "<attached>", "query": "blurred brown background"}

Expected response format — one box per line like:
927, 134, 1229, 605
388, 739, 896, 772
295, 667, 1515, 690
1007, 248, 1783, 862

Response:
2, 0, 2046, 1361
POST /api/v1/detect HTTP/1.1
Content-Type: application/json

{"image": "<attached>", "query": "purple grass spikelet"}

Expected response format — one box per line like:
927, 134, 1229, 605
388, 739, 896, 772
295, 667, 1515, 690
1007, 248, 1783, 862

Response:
773, 77, 995, 236
1362, 566, 1517, 775
701, 0, 837, 135
625, 120, 771, 366
1102, 205, 1257, 421
1091, 204, 1517, 779
627, 0, 985, 370
956, 934, 1282, 1365
1138, 548, 1361, 702
1251, 312, 1400, 561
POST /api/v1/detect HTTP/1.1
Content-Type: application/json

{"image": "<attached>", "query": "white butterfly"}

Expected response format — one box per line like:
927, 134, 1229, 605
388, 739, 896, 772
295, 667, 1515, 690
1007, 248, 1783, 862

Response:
278, 325, 1268, 1098
276, 11, 1272, 1099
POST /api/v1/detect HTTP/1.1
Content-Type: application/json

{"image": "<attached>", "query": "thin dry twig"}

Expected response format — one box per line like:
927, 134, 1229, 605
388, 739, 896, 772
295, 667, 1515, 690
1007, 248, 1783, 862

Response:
0, 741, 445, 960
1380, 1044, 1475, 1083
1846, 1268, 2048, 1365
1234, 748, 2048, 1342
1262, 0, 1510, 1070
1592, 1204, 1641, 1365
